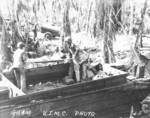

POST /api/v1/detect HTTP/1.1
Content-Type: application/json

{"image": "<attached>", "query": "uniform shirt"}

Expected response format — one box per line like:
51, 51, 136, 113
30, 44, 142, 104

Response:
12, 49, 26, 68
70, 45, 88, 65
74, 49, 88, 64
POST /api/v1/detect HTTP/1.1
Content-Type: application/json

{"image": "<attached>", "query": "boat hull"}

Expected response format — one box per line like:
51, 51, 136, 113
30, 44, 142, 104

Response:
0, 83, 149, 118
1, 65, 150, 118
3, 62, 70, 84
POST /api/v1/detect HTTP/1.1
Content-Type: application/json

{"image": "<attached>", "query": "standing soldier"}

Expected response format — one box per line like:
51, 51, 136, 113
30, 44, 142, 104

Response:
71, 45, 89, 82
11, 42, 27, 92
64, 37, 88, 82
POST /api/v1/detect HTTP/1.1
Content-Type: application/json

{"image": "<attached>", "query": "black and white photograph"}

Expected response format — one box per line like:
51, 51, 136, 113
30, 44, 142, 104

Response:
0, 0, 150, 118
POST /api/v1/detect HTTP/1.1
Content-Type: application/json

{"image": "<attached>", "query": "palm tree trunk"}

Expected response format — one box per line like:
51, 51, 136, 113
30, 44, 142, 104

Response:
103, 10, 109, 63
102, 1, 116, 63
86, 2, 93, 32
0, 16, 12, 70
135, 0, 147, 48
128, 0, 148, 78
61, 0, 71, 38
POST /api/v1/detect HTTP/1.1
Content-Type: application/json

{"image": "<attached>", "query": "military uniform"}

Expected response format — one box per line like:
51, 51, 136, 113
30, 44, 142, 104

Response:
12, 42, 27, 92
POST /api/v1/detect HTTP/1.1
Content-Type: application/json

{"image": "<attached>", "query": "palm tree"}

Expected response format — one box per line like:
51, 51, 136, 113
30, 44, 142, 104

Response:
60, 0, 71, 50
94, 0, 118, 63
61, 0, 71, 38
0, 15, 12, 70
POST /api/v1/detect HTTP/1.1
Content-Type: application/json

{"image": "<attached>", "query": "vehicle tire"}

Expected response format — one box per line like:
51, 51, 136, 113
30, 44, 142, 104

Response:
44, 32, 53, 40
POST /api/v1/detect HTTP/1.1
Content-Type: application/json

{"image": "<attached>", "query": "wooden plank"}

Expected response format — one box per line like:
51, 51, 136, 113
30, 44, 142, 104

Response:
94, 103, 133, 118
105, 75, 126, 87
27, 63, 69, 76
28, 92, 131, 118
0, 82, 137, 107
0, 86, 9, 100
4, 63, 70, 84
0, 85, 131, 109
0, 84, 149, 118
0, 65, 148, 118
0, 74, 25, 97
26, 59, 70, 64
0, 71, 128, 107
0, 67, 128, 107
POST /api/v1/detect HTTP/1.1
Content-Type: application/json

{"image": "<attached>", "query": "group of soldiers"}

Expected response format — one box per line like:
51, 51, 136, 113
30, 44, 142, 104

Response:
10, 36, 101, 92
59, 36, 102, 83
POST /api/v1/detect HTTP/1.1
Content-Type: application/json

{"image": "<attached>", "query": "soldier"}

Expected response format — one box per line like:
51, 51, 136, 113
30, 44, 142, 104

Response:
72, 46, 89, 82
64, 37, 88, 82
32, 24, 38, 41
11, 42, 27, 92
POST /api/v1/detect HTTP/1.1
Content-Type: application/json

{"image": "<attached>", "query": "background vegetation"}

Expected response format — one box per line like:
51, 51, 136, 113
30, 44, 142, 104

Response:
0, 0, 150, 70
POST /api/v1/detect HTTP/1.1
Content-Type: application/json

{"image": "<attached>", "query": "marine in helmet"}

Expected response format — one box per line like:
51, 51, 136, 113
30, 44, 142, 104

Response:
63, 36, 88, 82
